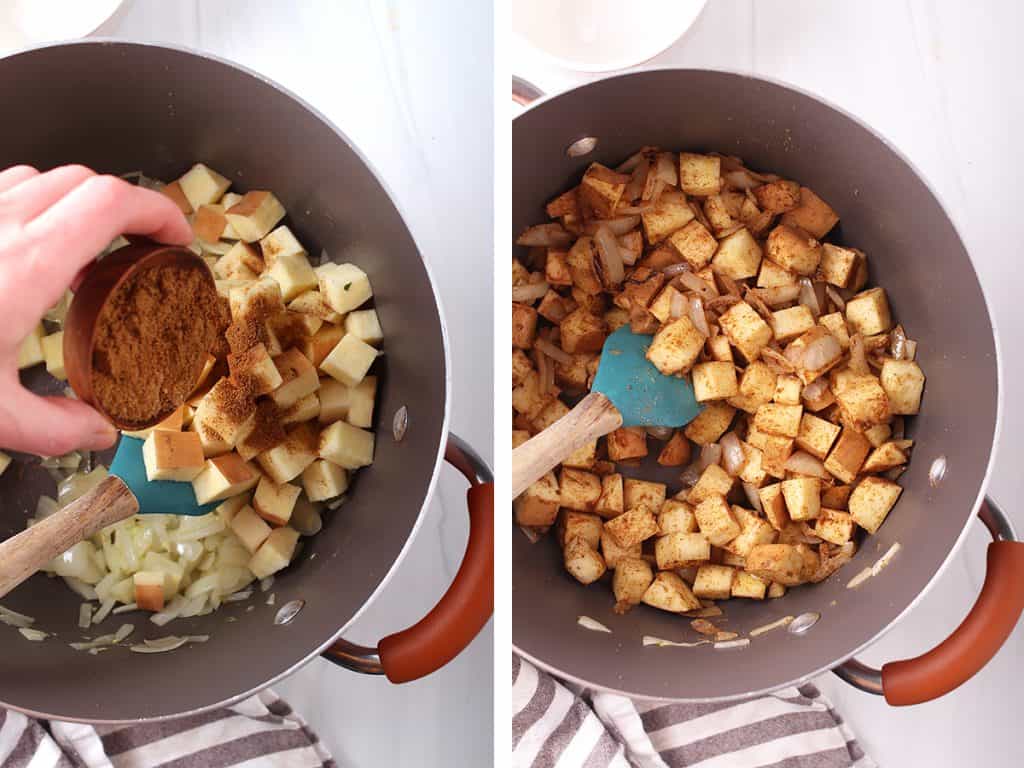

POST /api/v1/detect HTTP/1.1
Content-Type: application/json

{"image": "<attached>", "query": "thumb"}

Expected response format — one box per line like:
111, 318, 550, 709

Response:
0, 389, 118, 456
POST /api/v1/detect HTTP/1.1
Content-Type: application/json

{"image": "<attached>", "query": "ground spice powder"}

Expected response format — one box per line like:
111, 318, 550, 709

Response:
92, 263, 219, 427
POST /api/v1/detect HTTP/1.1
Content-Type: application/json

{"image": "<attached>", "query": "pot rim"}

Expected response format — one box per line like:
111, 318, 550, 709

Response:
512, 66, 1005, 703
0, 38, 453, 724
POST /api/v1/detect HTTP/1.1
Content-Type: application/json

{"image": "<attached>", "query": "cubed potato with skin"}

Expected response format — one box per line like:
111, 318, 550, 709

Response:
344, 309, 383, 346
880, 359, 925, 415
819, 244, 865, 289
646, 315, 706, 375
731, 571, 768, 599
318, 420, 373, 471
658, 499, 697, 534
850, 476, 903, 533
252, 475, 302, 527
230, 504, 272, 552
815, 508, 855, 545
42, 331, 65, 379
613, 558, 654, 612
819, 312, 851, 349
780, 187, 839, 239
563, 536, 606, 585
796, 413, 841, 459
658, 431, 692, 466
846, 287, 892, 336
753, 180, 801, 213
623, 478, 666, 512
259, 226, 305, 272
642, 188, 695, 244
642, 571, 702, 613
781, 476, 821, 521
688, 464, 734, 506
319, 263, 373, 315
766, 225, 822, 276
579, 163, 626, 219
601, 530, 641, 569
753, 403, 803, 438
607, 426, 648, 461
834, 373, 891, 431
215, 241, 263, 281
758, 259, 798, 288
560, 308, 607, 354
271, 348, 320, 407
514, 472, 560, 526
225, 191, 286, 242
712, 228, 762, 280
178, 163, 230, 210
668, 220, 718, 269
17, 323, 45, 369
192, 452, 261, 504
133, 572, 166, 612
694, 495, 741, 546
692, 564, 735, 600
248, 525, 300, 580
719, 301, 773, 362
758, 482, 790, 530
824, 427, 872, 484
678, 153, 721, 196
559, 468, 602, 512
594, 473, 624, 518
771, 305, 816, 343
725, 506, 777, 556
228, 343, 282, 395
142, 431, 205, 482
604, 504, 659, 548
746, 544, 807, 586
268, 251, 319, 302
692, 361, 739, 402
559, 511, 603, 550
684, 402, 736, 445
320, 333, 378, 387
773, 375, 803, 405
728, 362, 776, 413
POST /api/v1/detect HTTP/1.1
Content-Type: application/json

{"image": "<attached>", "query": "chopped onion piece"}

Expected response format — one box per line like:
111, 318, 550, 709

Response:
698, 443, 722, 471
512, 282, 549, 303
516, 223, 572, 247
519, 525, 543, 544
677, 272, 717, 301
78, 604, 93, 629
801, 377, 829, 404
260, 576, 275, 593
615, 151, 644, 173
92, 598, 115, 625
679, 463, 702, 488
688, 297, 710, 337
719, 433, 745, 476
266, 593, 277, 606
642, 635, 710, 648
825, 285, 846, 311
743, 482, 763, 513
646, 426, 674, 441
593, 225, 625, 285
224, 589, 253, 603
36, 496, 60, 519
585, 215, 640, 237
0, 605, 35, 628
113, 623, 135, 644
661, 262, 692, 278
787, 332, 840, 373
846, 567, 873, 589
871, 542, 902, 576
150, 595, 188, 626
890, 325, 907, 360
849, 334, 869, 374
577, 615, 612, 633
749, 616, 795, 637
112, 603, 138, 615
535, 337, 573, 366
784, 451, 830, 479
131, 636, 190, 654
18, 628, 48, 641
670, 292, 686, 320
713, 638, 750, 650
798, 278, 822, 318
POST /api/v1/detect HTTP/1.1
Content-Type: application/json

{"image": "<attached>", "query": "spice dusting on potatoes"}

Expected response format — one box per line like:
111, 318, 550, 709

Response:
513, 148, 925, 620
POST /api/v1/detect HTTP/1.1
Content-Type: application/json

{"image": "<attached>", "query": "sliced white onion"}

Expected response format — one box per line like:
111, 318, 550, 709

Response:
787, 332, 840, 373
679, 463, 703, 488
92, 598, 115, 625
577, 615, 612, 633
623, 158, 650, 203
260, 576, 275, 593
698, 443, 722, 471
749, 616, 794, 637
801, 377, 829, 404
784, 451, 830, 479
516, 223, 572, 247
593, 226, 625, 286
849, 334, 869, 374
646, 426, 674, 441
662, 262, 692, 278
890, 325, 907, 360
113, 623, 135, 643
904, 339, 917, 360
512, 282, 549, 303
18, 628, 48, 641
798, 278, 822, 318
669, 292, 686, 320
642, 635, 710, 648
78, 603, 93, 629
756, 284, 801, 308
150, 595, 188, 626
825, 285, 846, 311
688, 296, 710, 337
131, 636, 189, 654
615, 151, 644, 174
535, 337, 573, 367
742, 483, 763, 513
112, 603, 138, 615
0, 605, 35, 628
224, 589, 253, 603
677, 272, 717, 301
713, 638, 750, 650
719, 433, 745, 476
585, 215, 640, 237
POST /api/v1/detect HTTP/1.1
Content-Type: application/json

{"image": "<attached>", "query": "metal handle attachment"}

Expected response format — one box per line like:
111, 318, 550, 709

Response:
834, 497, 1024, 705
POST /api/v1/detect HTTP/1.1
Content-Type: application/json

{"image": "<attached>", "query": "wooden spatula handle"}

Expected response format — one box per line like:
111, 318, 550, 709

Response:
512, 391, 623, 498
0, 475, 138, 600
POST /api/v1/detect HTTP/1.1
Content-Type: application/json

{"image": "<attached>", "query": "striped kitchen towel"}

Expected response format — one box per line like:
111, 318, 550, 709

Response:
513, 656, 875, 768
0, 689, 334, 768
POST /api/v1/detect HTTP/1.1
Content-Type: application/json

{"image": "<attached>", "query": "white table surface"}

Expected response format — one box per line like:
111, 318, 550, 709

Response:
91, 1, 494, 766
515, 1, 1024, 765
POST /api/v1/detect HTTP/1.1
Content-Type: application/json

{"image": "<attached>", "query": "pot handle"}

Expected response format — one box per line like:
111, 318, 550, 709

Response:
833, 497, 1024, 705
323, 433, 494, 682
512, 76, 544, 106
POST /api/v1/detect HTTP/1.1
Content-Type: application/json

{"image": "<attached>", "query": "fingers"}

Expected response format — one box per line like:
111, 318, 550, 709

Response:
0, 165, 39, 194
0, 164, 96, 221
0, 386, 117, 456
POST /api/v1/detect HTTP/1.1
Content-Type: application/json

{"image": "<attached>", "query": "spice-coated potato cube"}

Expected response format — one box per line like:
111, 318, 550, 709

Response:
678, 153, 721, 196
318, 420, 373, 471
300, 325, 346, 368
532, 398, 574, 432
215, 241, 262, 280
289, 290, 343, 325
554, 352, 592, 392
753, 403, 803, 438
605, 427, 647, 463
512, 473, 560, 529
692, 361, 739, 402
708, 334, 733, 363
728, 361, 776, 414
721, 550, 747, 569
731, 570, 768, 599
619, 267, 666, 311
594, 473, 624, 518
579, 163, 627, 219
773, 375, 802, 405
319, 263, 373, 315
880, 359, 925, 415
694, 495, 741, 546
688, 464, 734, 505
780, 187, 839, 239
767, 581, 787, 598
142, 431, 205, 483
559, 308, 607, 354
818, 312, 851, 349
658, 499, 697, 534
561, 439, 596, 471
745, 544, 807, 586
178, 163, 230, 210
559, 468, 602, 512
192, 452, 261, 504
41, 331, 65, 379
758, 482, 789, 530
604, 504, 659, 548
834, 373, 890, 431
645, 315, 705, 375
193, 377, 256, 454
268, 348, 319, 407
849, 476, 902, 533
719, 301, 773, 362
766, 225, 822, 276
781, 476, 821, 522
757, 259, 797, 288
642, 571, 702, 613
652, 433, 688, 470
225, 191, 286, 242
796, 413, 841, 459
862, 441, 909, 473
160, 180, 193, 215
601, 530, 641, 569
771, 305, 815, 343
229, 278, 285, 325
545, 249, 572, 286
738, 442, 767, 486
819, 244, 865, 289
785, 326, 844, 384
668, 220, 718, 269
692, 564, 735, 600
753, 180, 801, 213
648, 285, 683, 324
725, 506, 777, 556
17, 323, 44, 370
845, 287, 892, 336
268, 251, 318, 302
566, 237, 603, 294
623, 478, 666, 512
863, 423, 892, 449
320, 333, 377, 388
602, 306, 629, 333
248, 525, 300, 580
746, 428, 793, 479
613, 558, 654, 611
823, 427, 872, 484
712, 228, 763, 280
814, 508, 854, 545
653, 531, 706, 570
684, 402, 736, 445
511, 302, 538, 350
301, 459, 349, 502
642, 188, 695, 244
228, 343, 283, 395
252, 475, 301, 527
703, 194, 736, 232
512, 370, 554, 421
821, 484, 854, 510
260, 225, 306, 270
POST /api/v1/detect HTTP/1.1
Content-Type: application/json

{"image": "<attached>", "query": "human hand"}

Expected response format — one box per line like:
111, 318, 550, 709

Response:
0, 164, 193, 456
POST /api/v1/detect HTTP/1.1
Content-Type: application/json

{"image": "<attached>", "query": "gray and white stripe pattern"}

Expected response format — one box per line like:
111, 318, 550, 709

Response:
514, 656, 874, 768
0, 690, 334, 768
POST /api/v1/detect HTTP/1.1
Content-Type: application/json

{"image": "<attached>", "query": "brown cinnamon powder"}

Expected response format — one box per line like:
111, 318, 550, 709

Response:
92, 263, 219, 427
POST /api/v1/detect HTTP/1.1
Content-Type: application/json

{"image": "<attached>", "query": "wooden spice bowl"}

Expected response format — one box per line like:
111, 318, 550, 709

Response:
63, 241, 217, 431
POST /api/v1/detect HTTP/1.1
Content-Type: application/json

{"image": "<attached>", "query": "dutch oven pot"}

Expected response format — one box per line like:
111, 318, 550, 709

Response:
512, 69, 1024, 705
0, 40, 493, 722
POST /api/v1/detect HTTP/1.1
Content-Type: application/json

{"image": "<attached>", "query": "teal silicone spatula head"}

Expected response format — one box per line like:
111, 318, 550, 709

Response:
109, 436, 216, 516
591, 325, 704, 428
